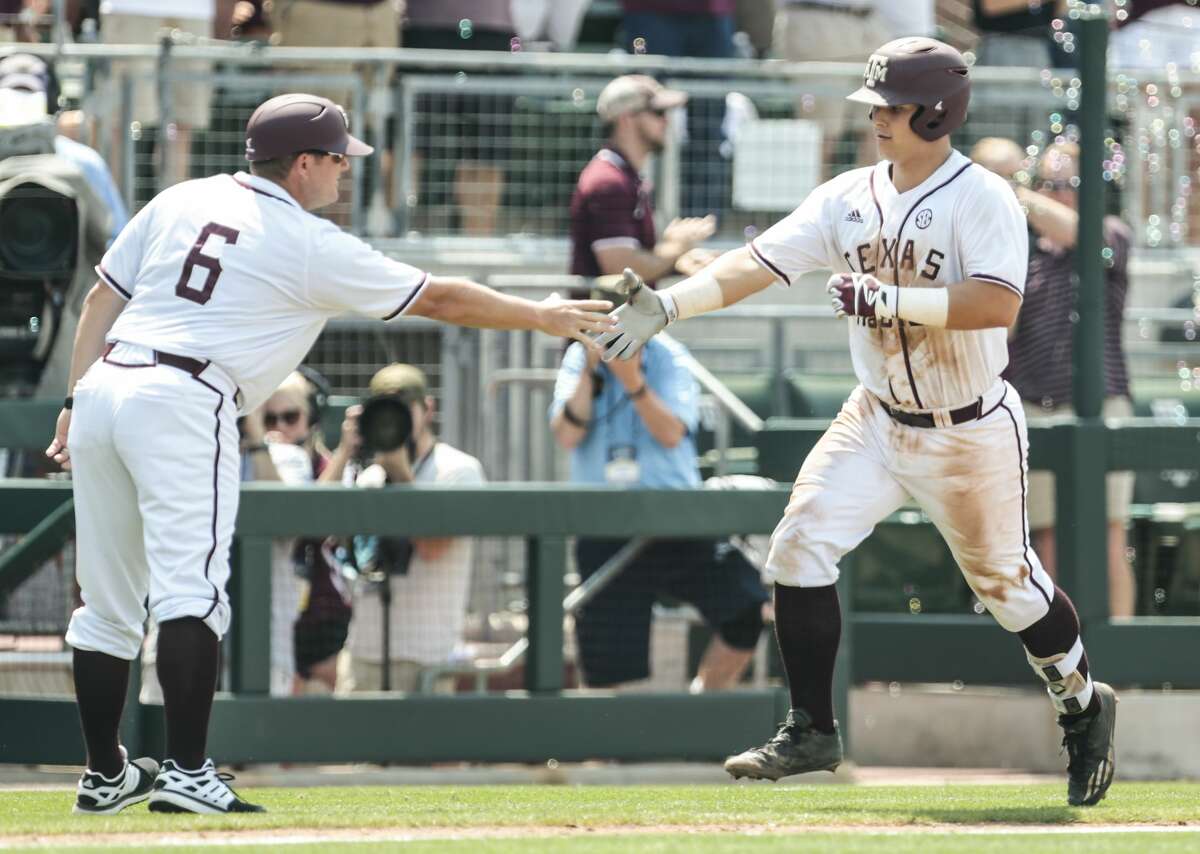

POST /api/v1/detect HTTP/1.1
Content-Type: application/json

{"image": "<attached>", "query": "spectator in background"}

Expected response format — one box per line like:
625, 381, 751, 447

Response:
874, 0, 935, 41
101, 1, 216, 190
620, 0, 736, 57
775, 1, 892, 173
240, 369, 358, 694
0, 56, 126, 406
619, 1, 739, 218
273, 0, 399, 67
570, 75, 717, 286
339, 364, 485, 693
221, 0, 271, 42
404, 2, 516, 235
511, 0, 591, 51
734, 0, 774, 59
971, 0, 1072, 69
972, 137, 1136, 618
550, 305, 769, 691
1, 0, 47, 42
1110, 2, 1200, 70
0, 54, 127, 246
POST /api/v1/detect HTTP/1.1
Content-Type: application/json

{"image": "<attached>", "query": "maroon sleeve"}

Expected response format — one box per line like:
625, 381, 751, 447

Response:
580, 177, 642, 245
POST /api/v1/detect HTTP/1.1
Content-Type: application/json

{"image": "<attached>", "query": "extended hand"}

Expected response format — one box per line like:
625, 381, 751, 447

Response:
661, 215, 717, 251
537, 293, 616, 343
827, 272, 888, 319
45, 407, 72, 470
595, 268, 672, 362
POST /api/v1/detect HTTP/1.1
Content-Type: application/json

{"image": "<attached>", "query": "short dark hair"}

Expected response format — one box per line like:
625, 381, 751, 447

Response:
247, 150, 329, 182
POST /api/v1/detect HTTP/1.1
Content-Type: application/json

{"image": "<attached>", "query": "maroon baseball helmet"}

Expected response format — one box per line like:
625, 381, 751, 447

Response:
244, 93, 373, 162
845, 37, 970, 142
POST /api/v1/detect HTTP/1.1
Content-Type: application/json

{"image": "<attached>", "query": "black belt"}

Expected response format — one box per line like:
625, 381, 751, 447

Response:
103, 341, 208, 375
153, 350, 209, 375
882, 397, 985, 429
104, 342, 245, 406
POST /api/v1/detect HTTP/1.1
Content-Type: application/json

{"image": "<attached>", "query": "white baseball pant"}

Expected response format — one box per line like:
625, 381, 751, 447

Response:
764, 381, 1055, 632
64, 342, 240, 660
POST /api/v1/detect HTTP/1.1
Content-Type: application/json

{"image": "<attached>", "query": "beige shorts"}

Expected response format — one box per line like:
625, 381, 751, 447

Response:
274, 0, 400, 105
775, 7, 892, 138
275, 0, 400, 49
1024, 396, 1135, 530
104, 14, 213, 128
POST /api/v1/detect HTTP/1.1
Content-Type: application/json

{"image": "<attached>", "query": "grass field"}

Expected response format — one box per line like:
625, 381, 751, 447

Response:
1, 782, 1197, 852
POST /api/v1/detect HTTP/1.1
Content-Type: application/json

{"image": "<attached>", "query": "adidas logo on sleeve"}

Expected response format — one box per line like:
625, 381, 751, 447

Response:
845, 209, 864, 223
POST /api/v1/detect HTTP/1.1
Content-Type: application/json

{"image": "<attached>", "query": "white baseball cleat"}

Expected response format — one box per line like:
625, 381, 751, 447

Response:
148, 759, 265, 814
73, 752, 159, 815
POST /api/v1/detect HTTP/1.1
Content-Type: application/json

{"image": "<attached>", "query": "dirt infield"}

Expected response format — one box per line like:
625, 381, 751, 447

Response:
2, 822, 1197, 848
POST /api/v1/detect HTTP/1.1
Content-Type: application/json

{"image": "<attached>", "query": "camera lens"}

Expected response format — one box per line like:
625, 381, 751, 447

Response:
0, 184, 78, 276
359, 396, 413, 453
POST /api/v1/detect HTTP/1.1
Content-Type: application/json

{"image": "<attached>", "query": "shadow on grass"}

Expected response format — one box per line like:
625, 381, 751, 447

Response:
774, 800, 1082, 826
904, 806, 1080, 824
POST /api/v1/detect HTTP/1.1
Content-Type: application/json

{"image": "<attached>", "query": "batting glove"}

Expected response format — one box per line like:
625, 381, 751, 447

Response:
827, 272, 891, 319
595, 268, 675, 361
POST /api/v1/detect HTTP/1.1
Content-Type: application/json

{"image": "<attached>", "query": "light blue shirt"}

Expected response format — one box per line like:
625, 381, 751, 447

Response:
54, 135, 128, 247
551, 336, 701, 488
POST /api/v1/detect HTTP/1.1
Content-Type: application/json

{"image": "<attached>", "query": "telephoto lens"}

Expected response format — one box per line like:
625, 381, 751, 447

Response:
358, 394, 413, 454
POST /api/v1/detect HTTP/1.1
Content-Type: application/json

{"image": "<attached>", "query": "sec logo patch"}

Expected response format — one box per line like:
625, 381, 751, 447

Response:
915, 208, 933, 229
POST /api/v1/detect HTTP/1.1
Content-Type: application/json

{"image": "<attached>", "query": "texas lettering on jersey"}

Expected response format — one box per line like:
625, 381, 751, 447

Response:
749, 148, 1028, 411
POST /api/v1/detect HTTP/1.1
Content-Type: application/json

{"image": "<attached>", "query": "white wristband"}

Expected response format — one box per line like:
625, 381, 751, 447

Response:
875, 284, 950, 328
662, 270, 724, 321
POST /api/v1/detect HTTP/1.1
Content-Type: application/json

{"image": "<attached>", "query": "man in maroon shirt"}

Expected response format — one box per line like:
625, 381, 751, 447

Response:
973, 137, 1136, 618
570, 74, 716, 284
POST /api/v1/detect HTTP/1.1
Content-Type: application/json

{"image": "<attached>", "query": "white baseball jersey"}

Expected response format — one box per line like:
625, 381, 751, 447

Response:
98, 171, 429, 412
750, 148, 1028, 411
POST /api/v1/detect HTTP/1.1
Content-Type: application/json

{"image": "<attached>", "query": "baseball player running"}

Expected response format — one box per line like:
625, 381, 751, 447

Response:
598, 38, 1117, 807
46, 93, 613, 815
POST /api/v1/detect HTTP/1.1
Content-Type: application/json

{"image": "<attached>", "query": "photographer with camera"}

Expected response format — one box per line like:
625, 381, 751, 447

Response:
550, 286, 768, 691
339, 363, 485, 693
0, 54, 126, 403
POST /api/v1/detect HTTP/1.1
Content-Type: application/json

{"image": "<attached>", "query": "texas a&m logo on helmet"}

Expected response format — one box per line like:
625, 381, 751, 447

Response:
863, 54, 889, 88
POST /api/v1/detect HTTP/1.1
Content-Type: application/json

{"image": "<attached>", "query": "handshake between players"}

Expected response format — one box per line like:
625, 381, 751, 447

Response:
592, 264, 886, 360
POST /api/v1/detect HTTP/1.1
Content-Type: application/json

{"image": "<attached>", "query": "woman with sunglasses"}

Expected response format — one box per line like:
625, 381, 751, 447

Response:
240, 371, 361, 698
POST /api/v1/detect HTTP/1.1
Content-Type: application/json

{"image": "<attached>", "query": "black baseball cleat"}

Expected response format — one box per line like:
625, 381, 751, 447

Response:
1060, 681, 1118, 807
73, 755, 159, 815
149, 759, 266, 814
724, 708, 843, 781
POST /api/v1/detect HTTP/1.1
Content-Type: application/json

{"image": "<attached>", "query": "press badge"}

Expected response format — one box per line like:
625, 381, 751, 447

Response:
605, 445, 641, 485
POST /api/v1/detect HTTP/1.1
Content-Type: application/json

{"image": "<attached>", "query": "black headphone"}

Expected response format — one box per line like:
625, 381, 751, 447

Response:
296, 364, 331, 426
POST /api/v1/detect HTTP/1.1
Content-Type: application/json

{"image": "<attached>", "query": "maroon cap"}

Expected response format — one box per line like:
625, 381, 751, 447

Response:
846, 37, 970, 142
244, 93, 373, 162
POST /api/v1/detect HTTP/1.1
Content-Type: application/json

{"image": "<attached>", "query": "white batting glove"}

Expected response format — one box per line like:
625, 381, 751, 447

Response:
827, 272, 891, 320
594, 268, 676, 361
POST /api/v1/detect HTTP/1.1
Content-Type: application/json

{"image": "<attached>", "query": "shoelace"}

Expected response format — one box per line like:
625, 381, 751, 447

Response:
1060, 729, 1088, 776
215, 771, 251, 803
765, 719, 802, 749
182, 767, 245, 803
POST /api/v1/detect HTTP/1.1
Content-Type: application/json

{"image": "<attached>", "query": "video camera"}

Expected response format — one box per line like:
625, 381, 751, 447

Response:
0, 120, 108, 397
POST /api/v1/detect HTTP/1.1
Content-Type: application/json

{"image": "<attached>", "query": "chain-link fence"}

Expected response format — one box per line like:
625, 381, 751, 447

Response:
2, 40, 1200, 702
